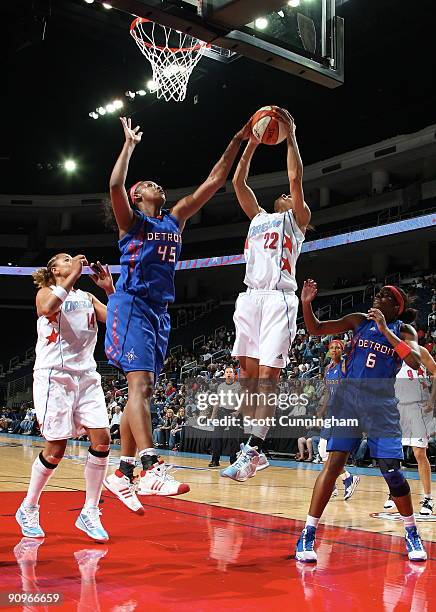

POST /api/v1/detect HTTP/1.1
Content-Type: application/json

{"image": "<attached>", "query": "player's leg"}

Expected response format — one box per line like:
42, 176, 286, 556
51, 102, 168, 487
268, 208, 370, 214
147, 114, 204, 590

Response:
412, 444, 433, 515
16, 438, 67, 538
75, 427, 110, 541
376, 446, 427, 561
210, 424, 224, 467
220, 355, 260, 481
103, 410, 145, 514
136, 311, 190, 496
295, 442, 355, 563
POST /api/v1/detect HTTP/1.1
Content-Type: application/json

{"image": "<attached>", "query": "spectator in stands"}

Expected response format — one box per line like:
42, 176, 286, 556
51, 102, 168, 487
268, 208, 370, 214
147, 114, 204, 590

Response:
110, 405, 122, 443
296, 426, 321, 462
159, 408, 175, 448
169, 408, 186, 451
20, 407, 35, 435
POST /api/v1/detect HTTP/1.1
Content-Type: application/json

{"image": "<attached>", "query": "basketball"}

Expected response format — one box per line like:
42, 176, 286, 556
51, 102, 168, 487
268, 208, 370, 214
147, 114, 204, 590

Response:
251, 106, 288, 145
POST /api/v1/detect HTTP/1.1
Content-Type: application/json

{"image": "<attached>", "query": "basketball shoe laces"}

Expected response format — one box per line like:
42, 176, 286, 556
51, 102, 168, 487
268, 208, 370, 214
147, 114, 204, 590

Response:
406, 526, 423, 551
82, 507, 104, 529
232, 447, 257, 470
22, 505, 40, 528
152, 462, 177, 482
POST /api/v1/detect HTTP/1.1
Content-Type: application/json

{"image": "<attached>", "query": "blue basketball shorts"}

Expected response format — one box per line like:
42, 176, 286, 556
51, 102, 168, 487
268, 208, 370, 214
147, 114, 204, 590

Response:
105, 292, 170, 378
324, 382, 403, 460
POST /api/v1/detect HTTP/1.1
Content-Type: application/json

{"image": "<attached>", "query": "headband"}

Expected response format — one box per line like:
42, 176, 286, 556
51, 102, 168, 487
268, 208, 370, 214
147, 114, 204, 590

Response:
329, 340, 344, 350
384, 285, 405, 315
129, 181, 143, 204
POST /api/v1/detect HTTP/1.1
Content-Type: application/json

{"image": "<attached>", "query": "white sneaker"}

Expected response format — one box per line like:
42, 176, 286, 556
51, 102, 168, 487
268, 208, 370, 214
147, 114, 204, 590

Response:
103, 471, 145, 515
384, 495, 396, 510
15, 502, 45, 538
419, 497, 434, 516
75, 507, 109, 542
14, 537, 44, 564
136, 460, 190, 496
331, 486, 338, 498
221, 444, 259, 482
256, 452, 270, 472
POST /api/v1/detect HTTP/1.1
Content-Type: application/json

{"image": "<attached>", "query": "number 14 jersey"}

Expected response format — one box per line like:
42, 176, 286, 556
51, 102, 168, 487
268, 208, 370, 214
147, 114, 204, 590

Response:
243, 209, 304, 292
34, 287, 98, 372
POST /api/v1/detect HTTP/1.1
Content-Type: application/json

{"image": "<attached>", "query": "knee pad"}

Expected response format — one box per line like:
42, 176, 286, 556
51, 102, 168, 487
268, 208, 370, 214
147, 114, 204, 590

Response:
379, 458, 410, 497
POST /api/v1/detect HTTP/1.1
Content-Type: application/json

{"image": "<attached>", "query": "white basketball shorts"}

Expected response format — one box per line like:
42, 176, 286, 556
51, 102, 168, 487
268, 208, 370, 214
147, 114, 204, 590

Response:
231, 289, 298, 369
399, 401, 432, 448
33, 368, 109, 441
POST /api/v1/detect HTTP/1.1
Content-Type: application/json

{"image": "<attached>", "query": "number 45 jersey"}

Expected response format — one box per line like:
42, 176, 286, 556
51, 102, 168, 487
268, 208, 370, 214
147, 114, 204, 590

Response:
116, 210, 182, 305
34, 288, 98, 372
244, 209, 304, 293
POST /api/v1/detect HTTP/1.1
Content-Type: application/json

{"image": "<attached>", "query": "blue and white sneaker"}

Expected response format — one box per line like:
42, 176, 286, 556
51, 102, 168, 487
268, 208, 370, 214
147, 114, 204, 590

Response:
295, 526, 317, 563
343, 475, 360, 501
220, 444, 259, 482
75, 507, 109, 542
15, 502, 45, 538
405, 526, 427, 561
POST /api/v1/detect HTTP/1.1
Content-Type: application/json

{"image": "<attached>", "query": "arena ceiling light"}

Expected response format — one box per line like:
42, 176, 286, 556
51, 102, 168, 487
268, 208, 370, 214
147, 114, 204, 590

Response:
64, 160, 77, 172
102, 3, 112, 8
147, 80, 158, 92
255, 18, 268, 29
288, 0, 301, 7
84, 0, 94, 3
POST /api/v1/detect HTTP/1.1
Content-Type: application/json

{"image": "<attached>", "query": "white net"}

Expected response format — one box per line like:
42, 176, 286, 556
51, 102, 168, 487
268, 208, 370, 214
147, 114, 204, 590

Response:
130, 17, 209, 102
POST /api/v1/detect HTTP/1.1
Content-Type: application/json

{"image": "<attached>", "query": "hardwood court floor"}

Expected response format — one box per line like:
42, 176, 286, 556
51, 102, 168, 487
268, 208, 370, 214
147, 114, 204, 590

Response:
1, 434, 436, 610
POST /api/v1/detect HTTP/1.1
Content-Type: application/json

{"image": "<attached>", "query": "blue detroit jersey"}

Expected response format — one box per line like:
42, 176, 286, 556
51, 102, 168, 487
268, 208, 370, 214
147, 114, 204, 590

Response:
345, 319, 403, 381
325, 361, 344, 402
115, 210, 181, 304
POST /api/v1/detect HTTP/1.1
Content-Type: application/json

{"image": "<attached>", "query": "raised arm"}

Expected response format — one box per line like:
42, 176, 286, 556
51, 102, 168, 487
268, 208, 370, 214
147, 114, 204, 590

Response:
109, 117, 143, 235
171, 120, 252, 230
277, 109, 311, 231
301, 279, 366, 336
232, 139, 262, 220
36, 255, 88, 318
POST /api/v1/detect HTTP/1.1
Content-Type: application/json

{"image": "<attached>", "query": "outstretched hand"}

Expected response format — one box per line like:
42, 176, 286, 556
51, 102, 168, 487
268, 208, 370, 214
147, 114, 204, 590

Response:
120, 116, 143, 145
274, 107, 295, 136
90, 261, 115, 294
236, 118, 254, 142
301, 279, 318, 304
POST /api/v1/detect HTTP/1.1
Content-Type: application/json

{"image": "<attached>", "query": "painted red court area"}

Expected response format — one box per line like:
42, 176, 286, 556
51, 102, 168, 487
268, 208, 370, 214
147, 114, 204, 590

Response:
1, 491, 435, 611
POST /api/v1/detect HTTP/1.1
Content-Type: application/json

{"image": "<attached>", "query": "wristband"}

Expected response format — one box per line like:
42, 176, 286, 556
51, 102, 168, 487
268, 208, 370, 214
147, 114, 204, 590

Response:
51, 286, 68, 303
395, 341, 412, 359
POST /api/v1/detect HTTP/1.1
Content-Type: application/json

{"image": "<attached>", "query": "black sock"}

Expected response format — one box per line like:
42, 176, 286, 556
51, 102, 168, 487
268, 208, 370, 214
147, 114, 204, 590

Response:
119, 460, 135, 481
247, 435, 264, 452
141, 454, 159, 471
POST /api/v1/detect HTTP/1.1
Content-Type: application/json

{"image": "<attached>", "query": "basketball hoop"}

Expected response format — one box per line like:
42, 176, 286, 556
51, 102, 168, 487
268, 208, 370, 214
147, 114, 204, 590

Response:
130, 17, 210, 102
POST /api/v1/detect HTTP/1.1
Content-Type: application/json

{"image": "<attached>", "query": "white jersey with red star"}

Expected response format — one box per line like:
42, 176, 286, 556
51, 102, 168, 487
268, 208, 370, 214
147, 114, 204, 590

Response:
243, 209, 304, 292
34, 287, 98, 373
395, 361, 430, 404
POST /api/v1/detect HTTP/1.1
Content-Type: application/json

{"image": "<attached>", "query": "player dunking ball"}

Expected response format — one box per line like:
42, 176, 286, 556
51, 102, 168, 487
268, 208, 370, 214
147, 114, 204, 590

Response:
384, 346, 436, 514
104, 116, 252, 512
295, 281, 427, 562
16, 255, 114, 541
318, 340, 360, 499
221, 108, 311, 481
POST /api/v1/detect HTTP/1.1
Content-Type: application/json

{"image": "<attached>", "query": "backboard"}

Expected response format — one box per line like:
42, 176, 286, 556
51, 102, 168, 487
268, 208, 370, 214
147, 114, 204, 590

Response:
114, 0, 344, 88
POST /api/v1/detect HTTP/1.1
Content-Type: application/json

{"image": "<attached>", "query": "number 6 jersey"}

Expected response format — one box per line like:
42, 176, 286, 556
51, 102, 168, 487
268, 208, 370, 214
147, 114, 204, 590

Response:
243, 209, 304, 292
34, 287, 98, 372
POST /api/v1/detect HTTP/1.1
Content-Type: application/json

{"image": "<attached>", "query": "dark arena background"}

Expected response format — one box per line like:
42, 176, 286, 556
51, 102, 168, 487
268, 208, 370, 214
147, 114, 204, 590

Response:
1, 0, 436, 609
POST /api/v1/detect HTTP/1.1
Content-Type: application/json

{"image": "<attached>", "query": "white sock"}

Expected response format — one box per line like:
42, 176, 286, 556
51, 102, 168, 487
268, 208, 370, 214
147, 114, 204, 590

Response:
423, 493, 432, 499
402, 513, 416, 528
342, 470, 351, 480
84, 453, 109, 509
120, 455, 136, 464
25, 455, 57, 506
305, 515, 320, 529
138, 448, 157, 457
250, 424, 269, 440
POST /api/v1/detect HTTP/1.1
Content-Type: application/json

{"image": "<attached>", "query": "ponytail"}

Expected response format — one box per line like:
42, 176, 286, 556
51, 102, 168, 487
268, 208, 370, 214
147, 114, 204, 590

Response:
32, 267, 54, 289
401, 308, 417, 325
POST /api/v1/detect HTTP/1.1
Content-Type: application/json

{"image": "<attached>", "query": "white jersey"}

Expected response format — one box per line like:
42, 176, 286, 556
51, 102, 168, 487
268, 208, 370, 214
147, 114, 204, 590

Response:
243, 209, 304, 292
34, 287, 98, 373
395, 361, 430, 405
